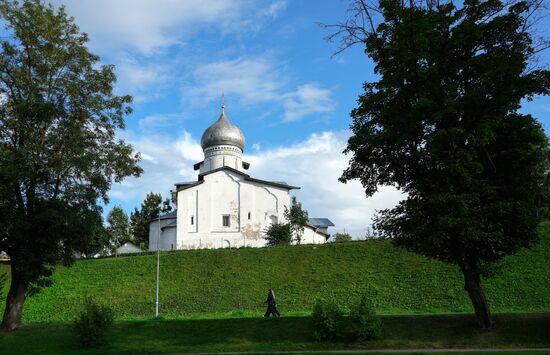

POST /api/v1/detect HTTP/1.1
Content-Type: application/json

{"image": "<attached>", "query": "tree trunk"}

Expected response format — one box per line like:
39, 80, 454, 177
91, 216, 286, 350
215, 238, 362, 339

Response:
459, 261, 493, 330
1, 267, 27, 331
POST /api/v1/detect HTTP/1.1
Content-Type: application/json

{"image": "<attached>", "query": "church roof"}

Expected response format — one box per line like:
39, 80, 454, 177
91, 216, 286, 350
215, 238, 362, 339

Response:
175, 166, 300, 192
174, 180, 203, 189
193, 160, 249, 171
200, 106, 245, 151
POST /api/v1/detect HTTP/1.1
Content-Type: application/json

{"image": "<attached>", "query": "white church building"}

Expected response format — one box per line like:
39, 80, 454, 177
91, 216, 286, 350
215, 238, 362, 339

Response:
149, 104, 334, 250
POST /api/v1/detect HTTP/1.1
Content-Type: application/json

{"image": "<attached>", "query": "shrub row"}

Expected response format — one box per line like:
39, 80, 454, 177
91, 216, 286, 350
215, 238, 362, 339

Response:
312, 295, 382, 341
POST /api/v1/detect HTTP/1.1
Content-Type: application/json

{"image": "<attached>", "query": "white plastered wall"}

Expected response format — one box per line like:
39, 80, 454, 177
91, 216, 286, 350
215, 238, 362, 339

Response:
299, 226, 328, 245
175, 170, 291, 249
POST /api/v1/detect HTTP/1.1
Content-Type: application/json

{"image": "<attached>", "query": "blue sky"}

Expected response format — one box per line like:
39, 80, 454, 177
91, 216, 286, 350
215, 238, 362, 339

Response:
47, 0, 549, 237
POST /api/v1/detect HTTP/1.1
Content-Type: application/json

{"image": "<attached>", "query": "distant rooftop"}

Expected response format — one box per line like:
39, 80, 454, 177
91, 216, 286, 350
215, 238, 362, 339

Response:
158, 210, 177, 221
308, 218, 335, 228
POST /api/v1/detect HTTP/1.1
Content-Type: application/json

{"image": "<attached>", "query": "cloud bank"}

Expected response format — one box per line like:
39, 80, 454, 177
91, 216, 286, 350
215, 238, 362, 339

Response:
50, 0, 286, 53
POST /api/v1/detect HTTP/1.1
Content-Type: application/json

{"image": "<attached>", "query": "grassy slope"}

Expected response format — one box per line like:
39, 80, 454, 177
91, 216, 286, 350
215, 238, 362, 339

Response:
0, 313, 549, 354
1, 223, 549, 323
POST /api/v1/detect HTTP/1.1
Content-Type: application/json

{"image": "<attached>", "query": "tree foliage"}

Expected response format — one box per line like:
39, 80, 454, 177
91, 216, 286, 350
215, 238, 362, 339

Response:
68, 210, 110, 259
333, 0, 549, 329
130, 192, 172, 249
284, 196, 309, 244
264, 223, 293, 246
364, 226, 378, 240
0, 0, 141, 330
0, 272, 6, 295
107, 206, 131, 253
333, 232, 353, 242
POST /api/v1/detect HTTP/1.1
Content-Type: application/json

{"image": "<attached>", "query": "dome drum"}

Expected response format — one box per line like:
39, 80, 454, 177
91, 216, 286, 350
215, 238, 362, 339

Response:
204, 145, 243, 158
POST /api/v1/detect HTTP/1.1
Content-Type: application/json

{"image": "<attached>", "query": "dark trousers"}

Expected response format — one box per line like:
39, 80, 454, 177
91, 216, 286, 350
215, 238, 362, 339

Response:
264, 305, 280, 317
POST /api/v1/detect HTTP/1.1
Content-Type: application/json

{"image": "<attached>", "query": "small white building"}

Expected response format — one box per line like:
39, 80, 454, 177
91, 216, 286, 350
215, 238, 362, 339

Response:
149, 104, 333, 250
0, 251, 9, 261
116, 242, 143, 255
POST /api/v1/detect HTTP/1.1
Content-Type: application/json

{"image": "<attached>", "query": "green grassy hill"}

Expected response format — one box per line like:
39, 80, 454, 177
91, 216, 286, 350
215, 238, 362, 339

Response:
1, 223, 550, 323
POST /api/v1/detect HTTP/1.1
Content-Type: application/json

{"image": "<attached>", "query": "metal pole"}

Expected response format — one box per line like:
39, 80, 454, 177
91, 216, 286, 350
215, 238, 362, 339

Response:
155, 213, 160, 319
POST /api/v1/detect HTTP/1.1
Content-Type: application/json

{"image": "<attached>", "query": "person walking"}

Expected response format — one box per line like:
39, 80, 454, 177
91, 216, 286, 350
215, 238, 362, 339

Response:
264, 288, 281, 317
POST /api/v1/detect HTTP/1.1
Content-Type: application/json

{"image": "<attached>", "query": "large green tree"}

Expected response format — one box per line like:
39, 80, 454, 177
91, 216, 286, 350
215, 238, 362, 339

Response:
71, 211, 110, 258
0, 0, 141, 330
284, 196, 309, 244
130, 192, 172, 249
334, 0, 549, 329
106, 206, 131, 253
60, 209, 110, 263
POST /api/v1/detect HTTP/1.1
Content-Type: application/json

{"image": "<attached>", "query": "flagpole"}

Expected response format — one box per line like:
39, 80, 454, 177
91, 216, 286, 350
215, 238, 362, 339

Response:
155, 213, 160, 319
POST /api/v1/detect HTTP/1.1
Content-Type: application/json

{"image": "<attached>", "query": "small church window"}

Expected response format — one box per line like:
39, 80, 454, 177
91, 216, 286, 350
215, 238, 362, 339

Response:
248, 212, 251, 220
191, 216, 194, 225
222, 215, 230, 227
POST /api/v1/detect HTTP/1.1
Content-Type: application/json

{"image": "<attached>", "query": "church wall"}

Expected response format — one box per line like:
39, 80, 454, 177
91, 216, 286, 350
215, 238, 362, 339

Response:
209, 171, 240, 233
175, 169, 292, 250
239, 179, 290, 246
187, 190, 198, 233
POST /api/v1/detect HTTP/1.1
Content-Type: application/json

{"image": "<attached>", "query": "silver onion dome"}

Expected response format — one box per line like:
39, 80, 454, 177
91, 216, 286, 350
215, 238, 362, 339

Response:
200, 106, 245, 151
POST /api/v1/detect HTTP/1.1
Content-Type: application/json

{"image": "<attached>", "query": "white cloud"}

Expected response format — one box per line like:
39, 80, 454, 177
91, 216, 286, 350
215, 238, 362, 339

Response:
175, 131, 204, 162
51, 0, 287, 54
52, 0, 333, 126
251, 143, 261, 152
109, 131, 201, 202
138, 113, 186, 131
246, 131, 403, 237
186, 57, 335, 122
49, 1, 292, 102
282, 84, 335, 122
258, 1, 288, 19
186, 57, 285, 105
115, 56, 172, 102
112, 129, 403, 238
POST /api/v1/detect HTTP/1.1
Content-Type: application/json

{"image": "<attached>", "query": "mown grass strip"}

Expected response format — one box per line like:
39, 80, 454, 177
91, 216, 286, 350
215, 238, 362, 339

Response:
1, 313, 549, 355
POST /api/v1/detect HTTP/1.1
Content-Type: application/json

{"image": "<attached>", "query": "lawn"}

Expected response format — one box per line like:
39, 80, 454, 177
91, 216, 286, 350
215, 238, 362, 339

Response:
1, 225, 549, 353
0, 313, 548, 354
1, 222, 549, 323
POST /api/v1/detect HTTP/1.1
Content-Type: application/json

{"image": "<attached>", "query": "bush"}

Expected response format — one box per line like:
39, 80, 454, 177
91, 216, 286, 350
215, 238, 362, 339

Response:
311, 299, 344, 341
350, 295, 382, 340
73, 298, 114, 347
333, 232, 352, 242
264, 223, 292, 246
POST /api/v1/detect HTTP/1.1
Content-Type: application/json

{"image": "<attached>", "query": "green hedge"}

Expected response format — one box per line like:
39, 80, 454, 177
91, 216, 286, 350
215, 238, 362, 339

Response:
1, 222, 549, 323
